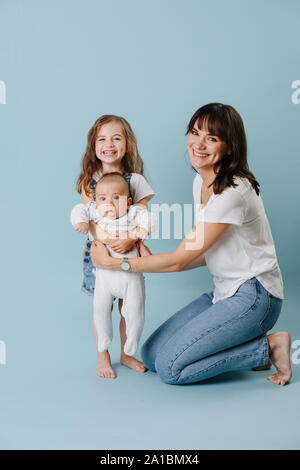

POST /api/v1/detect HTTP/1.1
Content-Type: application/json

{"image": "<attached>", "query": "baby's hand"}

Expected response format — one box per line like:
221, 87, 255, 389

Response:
74, 222, 89, 234
130, 227, 149, 241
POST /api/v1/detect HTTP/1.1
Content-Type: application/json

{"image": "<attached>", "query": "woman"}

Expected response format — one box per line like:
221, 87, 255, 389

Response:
90, 103, 292, 386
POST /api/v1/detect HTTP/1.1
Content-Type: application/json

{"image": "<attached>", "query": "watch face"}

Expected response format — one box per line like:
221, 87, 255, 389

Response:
121, 261, 130, 271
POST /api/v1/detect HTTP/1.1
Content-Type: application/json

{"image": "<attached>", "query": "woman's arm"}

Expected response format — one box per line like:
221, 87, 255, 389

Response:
91, 221, 229, 273
182, 253, 206, 270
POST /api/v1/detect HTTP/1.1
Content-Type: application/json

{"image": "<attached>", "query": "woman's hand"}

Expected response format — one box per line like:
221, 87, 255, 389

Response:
90, 240, 111, 268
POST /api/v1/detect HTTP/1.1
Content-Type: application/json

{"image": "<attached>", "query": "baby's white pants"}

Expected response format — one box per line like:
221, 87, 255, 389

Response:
93, 268, 145, 356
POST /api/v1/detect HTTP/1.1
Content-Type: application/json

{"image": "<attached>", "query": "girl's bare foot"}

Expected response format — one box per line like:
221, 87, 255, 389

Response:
267, 332, 292, 386
120, 354, 147, 373
97, 351, 116, 379
252, 358, 272, 371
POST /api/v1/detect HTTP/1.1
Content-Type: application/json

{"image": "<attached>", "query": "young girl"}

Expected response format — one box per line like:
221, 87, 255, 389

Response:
76, 115, 155, 378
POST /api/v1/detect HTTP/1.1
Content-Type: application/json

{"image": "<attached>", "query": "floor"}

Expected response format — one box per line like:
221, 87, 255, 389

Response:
1, 273, 299, 450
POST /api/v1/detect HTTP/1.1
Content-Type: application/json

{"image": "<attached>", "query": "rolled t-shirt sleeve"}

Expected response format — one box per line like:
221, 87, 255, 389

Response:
130, 173, 155, 203
200, 189, 245, 226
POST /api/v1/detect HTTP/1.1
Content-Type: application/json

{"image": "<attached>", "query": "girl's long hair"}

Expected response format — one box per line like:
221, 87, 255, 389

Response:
186, 103, 260, 195
77, 115, 144, 196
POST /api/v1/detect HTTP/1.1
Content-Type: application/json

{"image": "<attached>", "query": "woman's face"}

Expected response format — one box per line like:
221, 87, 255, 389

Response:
187, 121, 229, 171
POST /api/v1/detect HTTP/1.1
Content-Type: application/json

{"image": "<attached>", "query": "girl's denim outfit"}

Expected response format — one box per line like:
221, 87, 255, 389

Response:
82, 173, 132, 296
141, 277, 282, 384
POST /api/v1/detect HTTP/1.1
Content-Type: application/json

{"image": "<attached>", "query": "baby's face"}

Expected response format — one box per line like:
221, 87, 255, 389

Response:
95, 180, 132, 219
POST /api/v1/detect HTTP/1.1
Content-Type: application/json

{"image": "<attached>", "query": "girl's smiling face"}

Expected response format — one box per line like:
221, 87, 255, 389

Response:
95, 121, 127, 166
187, 122, 229, 171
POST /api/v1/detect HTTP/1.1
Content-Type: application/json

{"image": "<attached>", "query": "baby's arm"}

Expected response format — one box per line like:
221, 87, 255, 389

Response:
129, 205, 158, 241
70, 203, 90, 234
80, 187, 98, 237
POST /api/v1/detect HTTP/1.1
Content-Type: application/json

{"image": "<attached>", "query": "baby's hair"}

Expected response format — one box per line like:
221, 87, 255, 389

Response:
76, 115, 144, 197
96, 171, 130, 197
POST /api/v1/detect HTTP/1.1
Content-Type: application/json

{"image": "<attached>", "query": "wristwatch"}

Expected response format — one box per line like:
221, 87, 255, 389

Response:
121, 257, 131, 272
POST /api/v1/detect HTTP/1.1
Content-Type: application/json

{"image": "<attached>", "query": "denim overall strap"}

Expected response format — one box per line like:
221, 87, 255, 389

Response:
90, 178, 97, 201
82, 178, 97, 296
123, 172, 133, 200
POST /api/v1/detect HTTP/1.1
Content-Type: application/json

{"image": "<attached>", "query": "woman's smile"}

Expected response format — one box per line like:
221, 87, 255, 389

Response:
192, 148, 210, 159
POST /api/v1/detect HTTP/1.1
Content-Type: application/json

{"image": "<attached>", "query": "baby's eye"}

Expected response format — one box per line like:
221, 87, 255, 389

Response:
99, 196, 106, 201
113, 195, 120, 200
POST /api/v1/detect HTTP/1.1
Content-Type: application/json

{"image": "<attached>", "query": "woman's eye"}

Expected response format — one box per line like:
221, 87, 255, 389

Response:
208, 137, 217, 142
191, 130, 198, 135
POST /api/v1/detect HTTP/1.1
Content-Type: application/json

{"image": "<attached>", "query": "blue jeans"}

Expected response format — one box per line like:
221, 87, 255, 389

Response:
141, 277, 282, 385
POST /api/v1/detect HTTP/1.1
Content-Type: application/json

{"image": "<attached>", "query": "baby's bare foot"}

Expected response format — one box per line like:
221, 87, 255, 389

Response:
97, 351, 116, 379
120, 354, 147, 373
267, 332, 292, 386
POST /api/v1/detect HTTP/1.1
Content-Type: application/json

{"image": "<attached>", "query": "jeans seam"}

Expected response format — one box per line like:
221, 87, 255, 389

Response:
182, 349, 265, 381
180, 336, 269, 382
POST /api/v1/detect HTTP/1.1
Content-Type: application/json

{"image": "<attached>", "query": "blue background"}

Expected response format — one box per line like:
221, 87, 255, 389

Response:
0, 0, 300, 450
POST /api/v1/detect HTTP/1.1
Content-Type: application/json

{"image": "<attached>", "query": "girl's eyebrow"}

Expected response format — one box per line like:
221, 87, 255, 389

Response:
97, 133, 123, 137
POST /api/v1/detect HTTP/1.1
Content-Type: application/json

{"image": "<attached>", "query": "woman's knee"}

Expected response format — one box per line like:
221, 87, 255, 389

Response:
154, 350, 179, 385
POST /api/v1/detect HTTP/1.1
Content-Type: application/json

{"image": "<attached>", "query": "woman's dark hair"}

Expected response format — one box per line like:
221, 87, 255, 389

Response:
186, 103, 260, 195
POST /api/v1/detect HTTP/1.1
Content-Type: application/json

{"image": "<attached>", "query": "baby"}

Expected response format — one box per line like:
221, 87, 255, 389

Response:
70, 172, 158, 357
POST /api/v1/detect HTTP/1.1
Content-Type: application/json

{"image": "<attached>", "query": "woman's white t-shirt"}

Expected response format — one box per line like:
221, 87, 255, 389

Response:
193, 173, 284, 304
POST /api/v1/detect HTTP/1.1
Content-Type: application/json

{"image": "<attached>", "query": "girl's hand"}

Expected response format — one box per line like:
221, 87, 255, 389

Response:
74, 222, 89, 234
109, 236, 137, 254
90, 240, 111, 268
137, 240, 152, 257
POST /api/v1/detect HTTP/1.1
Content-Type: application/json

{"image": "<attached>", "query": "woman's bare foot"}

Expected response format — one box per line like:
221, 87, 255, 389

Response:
120, 354, 148, 373
252, 358, 272, 371
267, 332, 292, 386
97, 351, 116, 379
